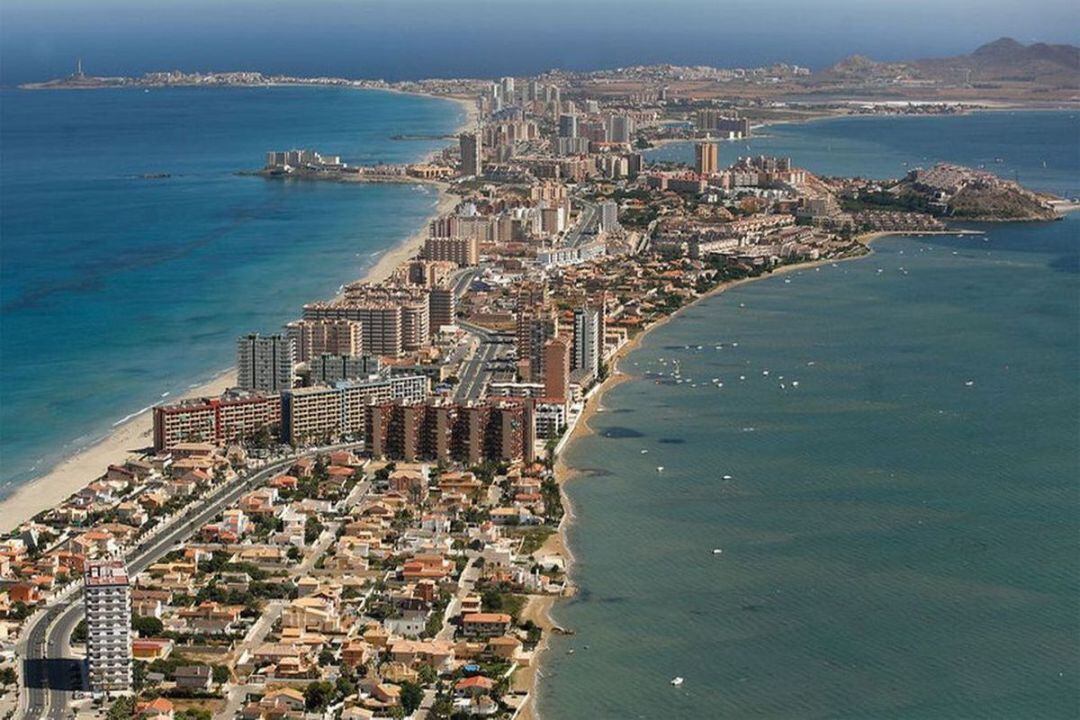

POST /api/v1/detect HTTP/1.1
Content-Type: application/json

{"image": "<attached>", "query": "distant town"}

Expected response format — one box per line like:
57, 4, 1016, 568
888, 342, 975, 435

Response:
3, 44, 1074, 720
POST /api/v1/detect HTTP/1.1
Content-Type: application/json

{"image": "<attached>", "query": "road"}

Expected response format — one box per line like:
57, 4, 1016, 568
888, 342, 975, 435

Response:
213, 600, 285, 720
565, 200, 599, 248
454, 321, 509, 402
21, 444, 362, 720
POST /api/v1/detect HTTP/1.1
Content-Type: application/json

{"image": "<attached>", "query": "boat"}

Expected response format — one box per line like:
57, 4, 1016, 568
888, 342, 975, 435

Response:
671, 677, 684, 686
722, 475, 733, 480
641, 449, 649, 454
712, 548, 723, 555
656, 466, 665, 473
965, 380, 975, 387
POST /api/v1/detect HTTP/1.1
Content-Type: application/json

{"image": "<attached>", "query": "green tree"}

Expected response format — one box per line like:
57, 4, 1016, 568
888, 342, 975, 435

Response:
400, 681, 424, 715
0, 667, 16, 686
107, 696, 135, 720
304, 680, 335, 711
305, 516, 325, 544
132, 615, 164, 636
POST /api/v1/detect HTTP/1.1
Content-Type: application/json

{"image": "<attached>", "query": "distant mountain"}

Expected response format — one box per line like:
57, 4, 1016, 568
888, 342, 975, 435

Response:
817, 38, 1079, 87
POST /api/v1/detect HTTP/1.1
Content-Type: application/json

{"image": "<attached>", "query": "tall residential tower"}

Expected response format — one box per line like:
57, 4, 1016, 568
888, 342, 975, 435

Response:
85, 560, 132, 693
237, 333, 294, 392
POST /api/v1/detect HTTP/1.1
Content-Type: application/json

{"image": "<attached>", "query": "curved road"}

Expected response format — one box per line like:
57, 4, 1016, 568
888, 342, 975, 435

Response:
21, 444, 362, 720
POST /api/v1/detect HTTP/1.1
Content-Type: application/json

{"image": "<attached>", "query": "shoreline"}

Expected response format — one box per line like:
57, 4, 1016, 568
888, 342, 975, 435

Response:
515, 228, 979, 719
0, 93, 477, 535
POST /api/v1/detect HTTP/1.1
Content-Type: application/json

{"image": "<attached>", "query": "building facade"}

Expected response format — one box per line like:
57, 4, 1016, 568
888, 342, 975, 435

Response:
85, 560, 132, 693
459, 133, 482, 177
153, 391, 281, 451
237, 333, 294, 392
572, 306, 601, 379
280, 375, 429, 444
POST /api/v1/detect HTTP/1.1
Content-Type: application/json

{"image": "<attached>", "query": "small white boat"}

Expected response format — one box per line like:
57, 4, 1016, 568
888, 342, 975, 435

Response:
656, 466, 665, 473
722, 475, 733, 480
641, 449, 649, 454
732, 342, 739, 347
712, 548, 723, 555
965, 381, 975, 387
739, 375, 746, 381
762, 370, 770, 376
671, 677, 684, 686
791, 381, 799, 387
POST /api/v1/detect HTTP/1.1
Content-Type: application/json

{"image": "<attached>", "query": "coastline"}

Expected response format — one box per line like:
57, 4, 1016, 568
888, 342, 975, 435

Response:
514, 229, 968, 719
0, 93, 477, 535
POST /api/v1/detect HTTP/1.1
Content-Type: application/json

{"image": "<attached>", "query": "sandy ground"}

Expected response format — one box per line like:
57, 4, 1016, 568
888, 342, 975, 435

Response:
0, 95, 477, 535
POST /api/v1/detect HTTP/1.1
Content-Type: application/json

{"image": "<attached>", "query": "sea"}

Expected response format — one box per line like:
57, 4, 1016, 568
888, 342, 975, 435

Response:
538, 111, 1080, 719
0, 86, 465, 495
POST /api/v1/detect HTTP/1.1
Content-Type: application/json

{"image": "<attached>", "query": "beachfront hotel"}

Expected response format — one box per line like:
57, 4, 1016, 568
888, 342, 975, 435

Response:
84, 560, 132, 693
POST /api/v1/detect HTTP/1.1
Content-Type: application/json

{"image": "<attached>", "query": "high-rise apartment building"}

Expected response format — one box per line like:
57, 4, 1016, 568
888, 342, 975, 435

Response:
516, 308, 556, 383
422, 235, 479, 266
285, 319, 362, 363
85, 560, 132, 693
572, 306, 601, 378
558, 114, 578, 139
543, 337, 571, 402
599, 200, 619, 232
153, 391, 281, 451
237, 333, 294, 392
500, 76, 515, 103
695, 140, 719, 176
429, 287, 457, 330
459, 133, 482, 177
308, 353, 381, 385
280, 374, 428, 444
607, 115, 635, 144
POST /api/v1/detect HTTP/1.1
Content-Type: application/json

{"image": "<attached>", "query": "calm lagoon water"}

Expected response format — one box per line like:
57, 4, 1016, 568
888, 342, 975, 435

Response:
0, 86, 464, 493
539, 112, 1080, 719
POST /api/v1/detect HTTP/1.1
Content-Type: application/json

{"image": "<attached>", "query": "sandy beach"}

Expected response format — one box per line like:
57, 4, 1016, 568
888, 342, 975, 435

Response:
0, 93, 477, 535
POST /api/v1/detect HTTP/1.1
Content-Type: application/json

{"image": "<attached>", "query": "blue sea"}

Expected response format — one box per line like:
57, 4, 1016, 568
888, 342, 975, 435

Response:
539, 112, 1080, 719
0, 86, 464, 494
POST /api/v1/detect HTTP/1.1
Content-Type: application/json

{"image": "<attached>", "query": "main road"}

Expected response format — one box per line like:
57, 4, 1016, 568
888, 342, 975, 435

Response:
20, 443, 362, 720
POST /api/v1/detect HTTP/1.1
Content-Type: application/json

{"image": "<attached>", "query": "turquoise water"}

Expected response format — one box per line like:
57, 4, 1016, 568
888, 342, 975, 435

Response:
0, 87, 464, 494
541, 114, 1079, 718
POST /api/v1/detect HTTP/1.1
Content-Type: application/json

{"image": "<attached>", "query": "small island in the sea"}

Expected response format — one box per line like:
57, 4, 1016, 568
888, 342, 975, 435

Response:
2, 33, 1077, 720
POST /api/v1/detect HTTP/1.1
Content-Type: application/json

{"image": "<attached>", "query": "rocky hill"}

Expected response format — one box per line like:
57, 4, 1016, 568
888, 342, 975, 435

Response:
816, 38, 1079, 90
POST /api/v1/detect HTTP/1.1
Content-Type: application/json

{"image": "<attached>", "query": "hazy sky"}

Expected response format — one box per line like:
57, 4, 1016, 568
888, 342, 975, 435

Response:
2, 0, 1078, 84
